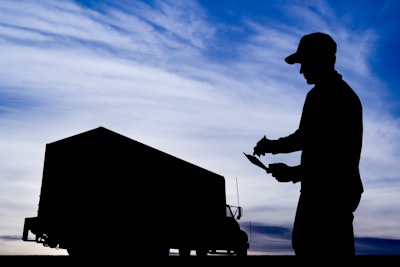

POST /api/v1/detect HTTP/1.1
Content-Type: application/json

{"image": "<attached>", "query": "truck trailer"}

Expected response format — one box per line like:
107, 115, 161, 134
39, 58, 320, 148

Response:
22, 126, 249, 256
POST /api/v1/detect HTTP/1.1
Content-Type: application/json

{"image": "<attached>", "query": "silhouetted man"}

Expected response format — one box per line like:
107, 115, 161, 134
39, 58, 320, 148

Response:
253, 32, 364, 256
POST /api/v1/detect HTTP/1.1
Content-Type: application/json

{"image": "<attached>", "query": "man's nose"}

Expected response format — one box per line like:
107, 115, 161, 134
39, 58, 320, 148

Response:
299, 65, 304, 74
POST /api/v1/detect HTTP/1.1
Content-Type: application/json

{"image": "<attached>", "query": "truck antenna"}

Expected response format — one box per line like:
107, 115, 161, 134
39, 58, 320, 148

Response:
236, 177, 240, 207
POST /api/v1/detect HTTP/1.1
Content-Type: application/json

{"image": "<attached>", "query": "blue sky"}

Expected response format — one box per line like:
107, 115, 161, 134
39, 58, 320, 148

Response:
0, 0, 399, 255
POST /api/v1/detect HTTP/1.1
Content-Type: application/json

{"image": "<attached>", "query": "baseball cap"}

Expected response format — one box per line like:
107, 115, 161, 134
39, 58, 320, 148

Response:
285, 32, 337, 64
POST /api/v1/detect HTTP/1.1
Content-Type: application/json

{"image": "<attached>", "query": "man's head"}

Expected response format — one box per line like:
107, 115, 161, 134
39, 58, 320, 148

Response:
285, 32, 336, 66
286, 32, 337, 84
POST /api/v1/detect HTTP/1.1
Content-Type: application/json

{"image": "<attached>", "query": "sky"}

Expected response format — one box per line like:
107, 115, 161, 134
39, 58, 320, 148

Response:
0, 0, 399, 256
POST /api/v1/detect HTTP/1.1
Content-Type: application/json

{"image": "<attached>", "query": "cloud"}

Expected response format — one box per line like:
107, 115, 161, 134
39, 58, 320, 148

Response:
0, 235, 20, 241
238, 221, 400, 255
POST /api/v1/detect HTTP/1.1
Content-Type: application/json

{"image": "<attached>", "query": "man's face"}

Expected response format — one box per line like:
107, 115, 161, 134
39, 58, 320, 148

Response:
299, 60, 320, 85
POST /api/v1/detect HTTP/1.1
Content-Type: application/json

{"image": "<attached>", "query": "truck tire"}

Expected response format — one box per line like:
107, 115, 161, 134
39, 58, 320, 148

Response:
195, 248, 208, 256
179, 248, 191, 256
154, 246, 170, 256
235, 247, 247, 256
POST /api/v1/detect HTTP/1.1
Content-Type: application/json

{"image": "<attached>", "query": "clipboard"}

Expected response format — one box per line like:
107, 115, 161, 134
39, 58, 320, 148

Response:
243, 152, 269, 171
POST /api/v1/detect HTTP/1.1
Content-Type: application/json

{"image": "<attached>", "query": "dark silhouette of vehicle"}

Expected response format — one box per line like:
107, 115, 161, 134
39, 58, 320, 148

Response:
22, 126, 249, 256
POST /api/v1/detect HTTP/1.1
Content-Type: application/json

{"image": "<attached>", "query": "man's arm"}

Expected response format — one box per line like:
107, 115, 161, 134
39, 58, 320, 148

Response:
253, 129, 303, 156
267, 163, 302, 183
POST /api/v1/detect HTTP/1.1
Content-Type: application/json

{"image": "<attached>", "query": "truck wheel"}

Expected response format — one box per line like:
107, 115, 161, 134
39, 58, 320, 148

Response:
67, 247, 76, 256
235, 248, 247, 256
179, 248, 191, 256
154, 246, 170, 256
195, 248, 208, 256
67, 244, 85, 256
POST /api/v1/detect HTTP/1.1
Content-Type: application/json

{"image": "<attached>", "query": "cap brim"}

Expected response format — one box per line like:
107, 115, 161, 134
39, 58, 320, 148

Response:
285, 53, 300, 64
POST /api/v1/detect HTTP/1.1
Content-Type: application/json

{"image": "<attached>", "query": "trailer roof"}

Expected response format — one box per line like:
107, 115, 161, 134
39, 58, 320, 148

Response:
46, 126, 224, 179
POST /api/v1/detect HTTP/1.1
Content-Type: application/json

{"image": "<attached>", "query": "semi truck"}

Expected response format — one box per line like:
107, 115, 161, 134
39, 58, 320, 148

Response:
22, 126, 249, 256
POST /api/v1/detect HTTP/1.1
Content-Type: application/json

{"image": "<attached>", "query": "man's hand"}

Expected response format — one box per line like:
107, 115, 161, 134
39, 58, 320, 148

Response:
253, 135, 273, 157
267, 163, 293, 183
